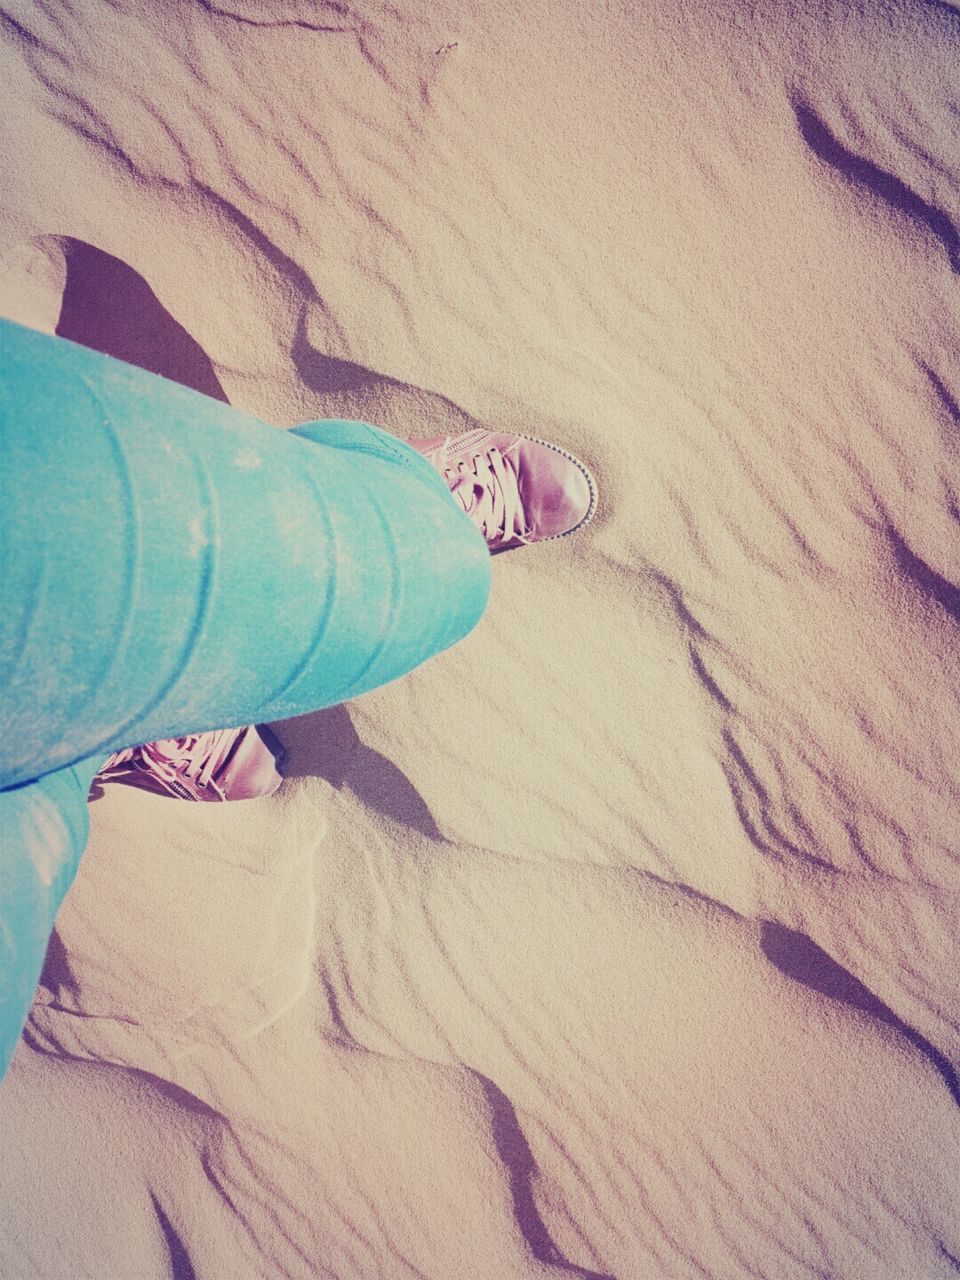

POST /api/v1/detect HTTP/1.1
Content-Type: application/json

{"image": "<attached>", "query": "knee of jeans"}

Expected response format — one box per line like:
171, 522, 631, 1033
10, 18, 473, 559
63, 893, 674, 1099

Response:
288, 419, 451, 499
289, 417, 387, 452
428, 493, 493, 643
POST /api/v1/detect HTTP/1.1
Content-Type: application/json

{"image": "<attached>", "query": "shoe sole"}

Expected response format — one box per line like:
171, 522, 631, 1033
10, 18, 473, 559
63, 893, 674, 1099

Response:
492, 433, 599, 555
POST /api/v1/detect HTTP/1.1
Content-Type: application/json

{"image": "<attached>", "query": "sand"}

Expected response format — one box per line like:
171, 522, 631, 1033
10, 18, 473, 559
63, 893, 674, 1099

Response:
1, 1, 959, 1276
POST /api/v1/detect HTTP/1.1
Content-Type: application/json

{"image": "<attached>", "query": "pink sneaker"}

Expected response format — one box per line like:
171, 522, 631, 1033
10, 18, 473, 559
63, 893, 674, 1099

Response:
410, 430, 597, 554
91, 724, 285, 802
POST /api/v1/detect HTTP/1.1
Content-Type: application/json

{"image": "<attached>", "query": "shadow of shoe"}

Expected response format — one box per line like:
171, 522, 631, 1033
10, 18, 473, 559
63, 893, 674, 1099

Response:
269, 706, 443, 842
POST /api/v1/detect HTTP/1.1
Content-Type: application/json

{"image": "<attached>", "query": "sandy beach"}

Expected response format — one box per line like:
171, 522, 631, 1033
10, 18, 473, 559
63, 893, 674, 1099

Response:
1, 1, 959, 1276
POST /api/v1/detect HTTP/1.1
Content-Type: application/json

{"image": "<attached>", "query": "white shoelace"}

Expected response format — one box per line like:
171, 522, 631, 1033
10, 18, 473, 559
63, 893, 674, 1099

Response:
444, 445, 533, 547
101, 729, 240, 797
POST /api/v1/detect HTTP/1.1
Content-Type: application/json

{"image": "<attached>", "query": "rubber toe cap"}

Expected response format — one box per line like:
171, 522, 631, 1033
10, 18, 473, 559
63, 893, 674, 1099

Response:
516, 440, 595, 541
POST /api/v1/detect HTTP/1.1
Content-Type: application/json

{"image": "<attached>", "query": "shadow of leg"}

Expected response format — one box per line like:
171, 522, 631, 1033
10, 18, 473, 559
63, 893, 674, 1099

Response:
55, 238, 228, 401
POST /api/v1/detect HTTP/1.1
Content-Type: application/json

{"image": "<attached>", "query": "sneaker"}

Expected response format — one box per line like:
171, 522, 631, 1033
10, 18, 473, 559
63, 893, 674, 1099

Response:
91, 724, 285, 802
410, 430, 597, 554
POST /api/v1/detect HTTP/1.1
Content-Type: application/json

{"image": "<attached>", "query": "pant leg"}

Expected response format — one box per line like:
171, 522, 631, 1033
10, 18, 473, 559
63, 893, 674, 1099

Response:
0, 755, 99, 1080
0, 319, 491, 788
0, 319, 490, 1081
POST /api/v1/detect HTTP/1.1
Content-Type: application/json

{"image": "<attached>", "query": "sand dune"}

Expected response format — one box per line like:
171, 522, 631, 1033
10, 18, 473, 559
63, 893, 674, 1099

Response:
1, 1, 959, 1276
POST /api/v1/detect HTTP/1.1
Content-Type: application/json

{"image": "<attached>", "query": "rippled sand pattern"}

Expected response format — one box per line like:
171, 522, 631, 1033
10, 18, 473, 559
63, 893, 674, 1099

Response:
1, 2, 959, 1276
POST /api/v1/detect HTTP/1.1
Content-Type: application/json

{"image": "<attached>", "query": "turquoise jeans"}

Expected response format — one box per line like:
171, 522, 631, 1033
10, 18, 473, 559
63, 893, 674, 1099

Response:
0, 319, 491, 1080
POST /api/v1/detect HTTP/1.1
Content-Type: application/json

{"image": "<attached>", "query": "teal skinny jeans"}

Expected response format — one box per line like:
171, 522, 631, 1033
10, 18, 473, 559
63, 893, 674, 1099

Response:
0, 319, 491, 1080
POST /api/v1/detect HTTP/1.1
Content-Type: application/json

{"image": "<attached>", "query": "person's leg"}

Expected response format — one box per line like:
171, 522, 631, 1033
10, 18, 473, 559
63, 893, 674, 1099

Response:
0, 755, 100, 1079
86, 416, 600, 802
0, 319, 490, 1080
0, 319, 491, 789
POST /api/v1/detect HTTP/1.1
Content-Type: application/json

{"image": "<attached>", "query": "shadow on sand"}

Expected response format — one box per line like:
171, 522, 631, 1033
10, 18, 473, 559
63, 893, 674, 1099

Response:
54, 237, 228, 401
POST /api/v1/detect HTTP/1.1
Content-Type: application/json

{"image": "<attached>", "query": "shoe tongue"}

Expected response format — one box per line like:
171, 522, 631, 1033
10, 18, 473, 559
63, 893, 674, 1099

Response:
451, 451, 523, 544
149, 738, 191, 762
148, 734, 215, 770
449, 475, 483, 516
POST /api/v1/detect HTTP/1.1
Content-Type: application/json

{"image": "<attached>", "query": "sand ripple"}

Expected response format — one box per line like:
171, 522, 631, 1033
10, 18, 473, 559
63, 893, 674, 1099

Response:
1, 1, 959, 1276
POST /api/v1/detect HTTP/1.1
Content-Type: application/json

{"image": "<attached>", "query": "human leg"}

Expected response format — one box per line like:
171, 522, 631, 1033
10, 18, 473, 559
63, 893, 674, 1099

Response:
0, 319, 491, 790
0, 320, 490, 1080
0, 322, 598, 1081
84, 420, 599, 803
0, 755, 99, 1079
